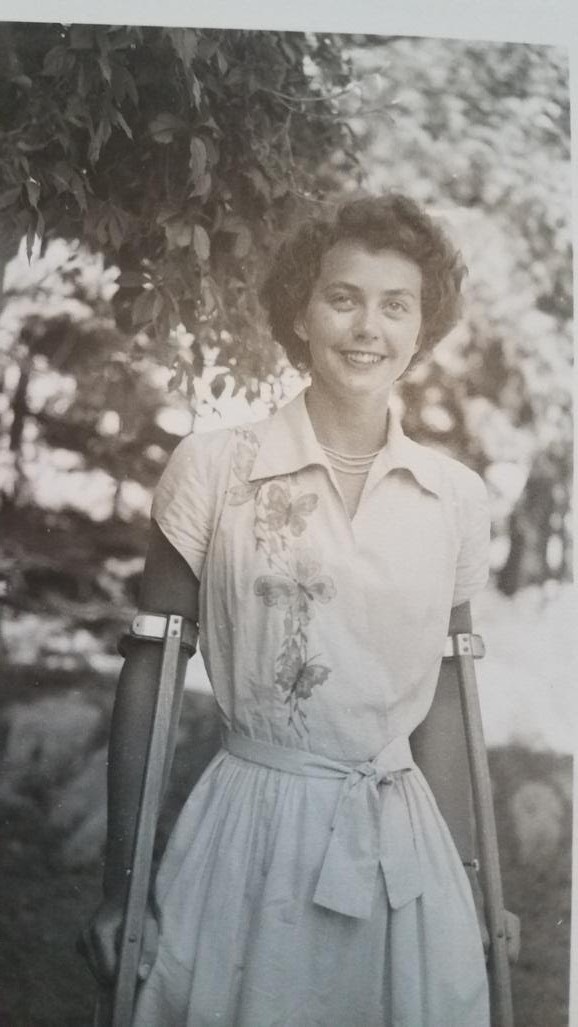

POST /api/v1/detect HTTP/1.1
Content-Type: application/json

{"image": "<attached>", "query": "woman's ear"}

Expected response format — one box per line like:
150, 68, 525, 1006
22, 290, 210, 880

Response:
293, 315, 308, 341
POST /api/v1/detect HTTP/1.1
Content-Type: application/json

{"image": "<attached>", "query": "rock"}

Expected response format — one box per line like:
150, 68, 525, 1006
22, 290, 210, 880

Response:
50, 745, 107, 833
509, 780, 564, 865
59, 804, 107, 869
1, 694, 104, 782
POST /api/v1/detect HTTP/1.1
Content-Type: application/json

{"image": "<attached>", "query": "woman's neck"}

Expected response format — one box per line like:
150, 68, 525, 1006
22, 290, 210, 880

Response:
305, 382, 390, 455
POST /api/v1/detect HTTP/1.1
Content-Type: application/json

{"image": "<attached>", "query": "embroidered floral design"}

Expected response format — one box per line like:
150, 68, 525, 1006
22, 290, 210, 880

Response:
261, 482, 319, 537
255, 549, 336, 733
228, 429, 261, 506
227, 428, 336, 734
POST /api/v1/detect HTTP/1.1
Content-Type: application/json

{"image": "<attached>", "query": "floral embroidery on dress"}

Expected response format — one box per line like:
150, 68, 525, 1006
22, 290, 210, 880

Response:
227, 427, 336, 734
255, 549, 336, 734
227, 429, 261, 506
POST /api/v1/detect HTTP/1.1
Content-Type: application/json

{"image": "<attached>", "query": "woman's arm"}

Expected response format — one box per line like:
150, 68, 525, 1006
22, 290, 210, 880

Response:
411, 602, 520, 963
83, 522, 200, 980
410, 601, 477, 865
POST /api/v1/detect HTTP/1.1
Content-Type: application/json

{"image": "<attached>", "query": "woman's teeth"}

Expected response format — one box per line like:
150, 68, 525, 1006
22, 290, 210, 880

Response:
342, 351, 384, 366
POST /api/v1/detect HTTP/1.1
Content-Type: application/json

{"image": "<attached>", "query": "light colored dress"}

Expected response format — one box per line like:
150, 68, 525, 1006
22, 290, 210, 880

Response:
132, 389, 491, 1027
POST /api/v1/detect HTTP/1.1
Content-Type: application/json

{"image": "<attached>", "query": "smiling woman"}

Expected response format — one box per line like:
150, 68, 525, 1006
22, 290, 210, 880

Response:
85, 193, 498, 1027
295, 245, 423, 406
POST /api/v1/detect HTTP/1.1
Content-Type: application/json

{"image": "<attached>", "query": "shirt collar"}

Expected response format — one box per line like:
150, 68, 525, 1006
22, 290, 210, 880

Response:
248, 388, 441, 497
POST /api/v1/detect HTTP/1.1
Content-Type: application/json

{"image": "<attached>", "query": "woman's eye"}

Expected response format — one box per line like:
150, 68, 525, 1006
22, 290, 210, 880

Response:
330, 294, 354, 309
384, 300, 406, 314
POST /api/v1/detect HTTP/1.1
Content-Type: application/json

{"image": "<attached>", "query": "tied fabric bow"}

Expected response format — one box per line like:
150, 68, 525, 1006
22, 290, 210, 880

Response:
312, 746, 423, 919
222, 731, 423, 921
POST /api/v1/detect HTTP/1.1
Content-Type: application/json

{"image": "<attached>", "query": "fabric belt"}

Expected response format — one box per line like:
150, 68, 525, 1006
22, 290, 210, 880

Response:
222, 730, 423, 920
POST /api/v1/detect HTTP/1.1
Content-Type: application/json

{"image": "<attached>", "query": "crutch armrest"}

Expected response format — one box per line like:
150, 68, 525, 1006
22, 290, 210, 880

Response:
119, 612, 198, 658
443, 632, 485, 659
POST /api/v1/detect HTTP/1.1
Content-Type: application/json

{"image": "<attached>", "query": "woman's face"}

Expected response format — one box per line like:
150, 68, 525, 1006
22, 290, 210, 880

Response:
296, 241, 423, 403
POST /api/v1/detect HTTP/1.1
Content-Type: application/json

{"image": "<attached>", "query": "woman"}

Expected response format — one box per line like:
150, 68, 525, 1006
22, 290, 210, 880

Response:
87, 194, 504, 1025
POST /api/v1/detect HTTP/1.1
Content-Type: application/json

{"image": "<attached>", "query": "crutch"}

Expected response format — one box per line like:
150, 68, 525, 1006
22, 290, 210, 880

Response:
94, 612, 197, 1027
449, 625, 515, 1027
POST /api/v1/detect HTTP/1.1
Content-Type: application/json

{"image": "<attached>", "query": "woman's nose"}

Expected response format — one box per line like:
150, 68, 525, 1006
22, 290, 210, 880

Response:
353, 306, 381, 340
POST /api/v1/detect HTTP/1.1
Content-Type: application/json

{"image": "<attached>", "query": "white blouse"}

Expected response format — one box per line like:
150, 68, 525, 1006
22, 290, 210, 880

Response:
152, 388, 490, 762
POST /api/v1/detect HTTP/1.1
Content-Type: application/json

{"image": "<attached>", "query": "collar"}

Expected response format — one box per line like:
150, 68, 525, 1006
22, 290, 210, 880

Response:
248, 388, 441, 497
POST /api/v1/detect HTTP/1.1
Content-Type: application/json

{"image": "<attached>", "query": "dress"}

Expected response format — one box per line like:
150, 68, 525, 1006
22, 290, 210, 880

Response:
132, 389, 491, 1027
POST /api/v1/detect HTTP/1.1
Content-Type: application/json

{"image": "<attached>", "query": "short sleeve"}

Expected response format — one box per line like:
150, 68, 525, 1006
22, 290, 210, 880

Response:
151, 433, 214, 579
451, 470, 491, 607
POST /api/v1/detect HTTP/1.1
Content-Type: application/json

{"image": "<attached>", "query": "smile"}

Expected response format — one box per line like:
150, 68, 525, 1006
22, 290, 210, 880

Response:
341, 351, 385, 367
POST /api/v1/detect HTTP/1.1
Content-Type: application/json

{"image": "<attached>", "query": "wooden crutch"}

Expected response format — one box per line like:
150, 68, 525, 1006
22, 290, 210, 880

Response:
450, 626, 515, 1027
94, 613, 197, 1027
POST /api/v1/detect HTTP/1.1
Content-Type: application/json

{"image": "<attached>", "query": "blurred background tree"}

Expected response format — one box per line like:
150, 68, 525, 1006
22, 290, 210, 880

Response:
345, 38, 572, 593
0, 27, 572, 663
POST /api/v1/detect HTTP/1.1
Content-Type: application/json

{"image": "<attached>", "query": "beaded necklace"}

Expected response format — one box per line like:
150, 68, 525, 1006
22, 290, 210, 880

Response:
321, 444, 381, 476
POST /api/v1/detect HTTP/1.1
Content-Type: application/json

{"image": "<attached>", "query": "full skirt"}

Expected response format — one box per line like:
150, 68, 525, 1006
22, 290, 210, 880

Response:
132, 748, 489, 1027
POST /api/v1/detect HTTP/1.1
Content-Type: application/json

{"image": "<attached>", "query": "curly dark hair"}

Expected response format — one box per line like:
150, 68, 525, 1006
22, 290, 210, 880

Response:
260, 193, 467, 371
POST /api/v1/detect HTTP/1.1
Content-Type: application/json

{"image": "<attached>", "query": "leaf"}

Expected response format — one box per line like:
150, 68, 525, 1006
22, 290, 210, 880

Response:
233, 225, 252, 259
89, 118, 112, 164
98, 54, 112, 85
164, 220, 192, 249
197, 37, 220, 61
119, 270, 145, 288
216, 48, 228, 76
166, 27, 198, 68
243, 167, 271, 202
0, 186, 21, 210
43, 46, 67, 77
211, 374, 227, 399
25, 178, 40, 209
108, 211, 125, 251
124, 70, 139, 107
51, 162, 72, 193
189, 137, 207, 180
70, 25, 94, 49
112, 109, 133, 140
25, 221, 36, 263
189, 172, 212, 200
200, 276, 218, 314
149, 113, 185, 144
191, 74, 203, 109
152, 292, 164, 321
168, 362, 185, 392
35, 210, 45, 247
193, 224, 211, 262
132, 290, 156, 325
280, 39, 298, 65
70, 172, 87, 212
203, 135, 220, 166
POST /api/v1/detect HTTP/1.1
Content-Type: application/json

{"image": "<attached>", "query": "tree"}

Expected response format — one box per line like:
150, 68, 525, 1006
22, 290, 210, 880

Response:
0, 24, 361, 659
347, 38, 572, 589
0, 23, 359, 398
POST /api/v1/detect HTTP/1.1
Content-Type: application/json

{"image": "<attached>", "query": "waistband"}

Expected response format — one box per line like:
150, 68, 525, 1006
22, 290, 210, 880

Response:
222, 730, 423, 919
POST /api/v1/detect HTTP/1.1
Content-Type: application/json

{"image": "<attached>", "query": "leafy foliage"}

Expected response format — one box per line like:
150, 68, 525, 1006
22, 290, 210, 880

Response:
0, 23, 358, 399
0, 30, 572, 651
347, 38, 572, 589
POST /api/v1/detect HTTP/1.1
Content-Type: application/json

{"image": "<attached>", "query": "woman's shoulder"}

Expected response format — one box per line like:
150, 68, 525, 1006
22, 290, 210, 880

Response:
405, 436, 487, 503
162, 411, 272, 479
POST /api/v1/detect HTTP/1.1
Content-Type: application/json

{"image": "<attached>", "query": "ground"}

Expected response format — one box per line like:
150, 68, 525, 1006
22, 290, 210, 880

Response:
0, 664, 571, 1027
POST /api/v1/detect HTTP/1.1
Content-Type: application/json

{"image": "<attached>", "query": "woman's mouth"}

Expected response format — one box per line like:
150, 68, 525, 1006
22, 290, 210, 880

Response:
341, 351, 385, 367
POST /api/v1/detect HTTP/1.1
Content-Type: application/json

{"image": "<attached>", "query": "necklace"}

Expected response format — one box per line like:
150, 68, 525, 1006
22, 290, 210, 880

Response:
321, 444, 380, 476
